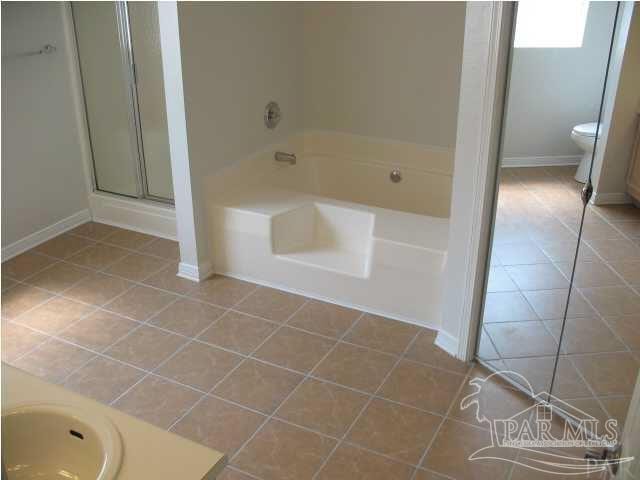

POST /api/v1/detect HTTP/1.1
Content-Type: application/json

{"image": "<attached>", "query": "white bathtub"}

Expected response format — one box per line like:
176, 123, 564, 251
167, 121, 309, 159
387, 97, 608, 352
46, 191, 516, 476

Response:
207, 131, 452, 328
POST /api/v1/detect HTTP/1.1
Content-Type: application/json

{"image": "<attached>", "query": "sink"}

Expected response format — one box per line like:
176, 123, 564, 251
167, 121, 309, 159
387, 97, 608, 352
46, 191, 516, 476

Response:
2, 403, 122, 479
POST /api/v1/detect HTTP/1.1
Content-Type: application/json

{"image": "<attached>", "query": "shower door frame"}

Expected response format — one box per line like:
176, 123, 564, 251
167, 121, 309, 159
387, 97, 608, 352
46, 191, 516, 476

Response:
71, 0, 174, 205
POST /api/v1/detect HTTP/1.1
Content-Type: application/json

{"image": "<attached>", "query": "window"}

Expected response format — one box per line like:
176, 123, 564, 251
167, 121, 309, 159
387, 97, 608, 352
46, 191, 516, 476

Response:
514, 0, 590, 48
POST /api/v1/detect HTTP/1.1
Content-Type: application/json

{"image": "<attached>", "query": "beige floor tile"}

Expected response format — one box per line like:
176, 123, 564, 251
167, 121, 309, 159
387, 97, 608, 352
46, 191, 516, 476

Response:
313, 342, 397, 393
607, 314, 640, 350
1, 284, 54, 319
487, 266, 518, 293
254, 327, 335, 373
2, 251, 57, 280
412, 469, 449, 480
189, 275, 258, 308
502, 356, 592, 400
2, 277, 17, 292
482, 292, 538, 323
104, 285, 177, 321
347, 398, 441, 465
34, 234, 95, 259
522, 289, 595, 320
102, 229, 157, 250
172, 396, 265, 457
139, 238, 180, 259
537, 240, 598, 262
232, 419, 335, 480
599, 396, 631, 427
105, 325, 187, 370
156, 342, 242, 391
579, 286, 640, 316
405, 329, 471, 374
68, 221, 122, 241
422, 419, 514, 480
449, 375, 533, 430
66, 243, 129, 270
592, 204, 640, 223
64, 356, 144, 404
217, 469, 256, 480
612, 220, 640, 238
235, 287, 306, 323
64, 272, 134, 306
477, 329, 500, 360
15, 297, 94, 334
316, 444, 414, 480
587, 237, 640, 262
12, 339, 94, 383
571, 352, 639, 396
580, 220, 625, 241
213, 359, 303, 414
59, 310, 137, 352
113, 375, 201, 429
544, 317, 625, 354
287, 300, 361, 338
198, 310, 277, 355
24, 262, 91, 293
609, 260, 640, 286
555, 260, 623, 288
493, 242, 550, 266
276, 378, 368, 437
1, 322, 48, 362
104, 253, 170, 282
149, 298, 225, 337
379, 360, 465, 414
504, 264, 569, 291
344, 314, 420, 355
142, 263, 196, 295
485, 322, 558, 358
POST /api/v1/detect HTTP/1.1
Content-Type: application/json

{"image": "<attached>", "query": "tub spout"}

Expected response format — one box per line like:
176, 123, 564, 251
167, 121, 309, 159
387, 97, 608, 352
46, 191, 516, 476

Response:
275, 151, 296, 165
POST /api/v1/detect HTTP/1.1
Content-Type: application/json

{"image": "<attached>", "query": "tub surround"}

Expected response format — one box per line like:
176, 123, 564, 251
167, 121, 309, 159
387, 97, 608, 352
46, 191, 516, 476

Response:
206, 131, 452, 328
2, 364, 226, 480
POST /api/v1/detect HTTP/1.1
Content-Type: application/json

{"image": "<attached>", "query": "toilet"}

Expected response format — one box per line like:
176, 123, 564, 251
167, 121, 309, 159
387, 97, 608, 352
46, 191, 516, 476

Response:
571, 122, 600, 183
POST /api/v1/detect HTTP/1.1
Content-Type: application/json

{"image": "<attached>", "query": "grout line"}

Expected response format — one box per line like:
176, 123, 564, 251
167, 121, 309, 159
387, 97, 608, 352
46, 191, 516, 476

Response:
310, 327, 423, 479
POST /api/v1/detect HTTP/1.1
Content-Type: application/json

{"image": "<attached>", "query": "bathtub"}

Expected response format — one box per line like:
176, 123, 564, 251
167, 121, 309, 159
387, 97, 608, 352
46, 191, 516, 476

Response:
207, 131, 452, 328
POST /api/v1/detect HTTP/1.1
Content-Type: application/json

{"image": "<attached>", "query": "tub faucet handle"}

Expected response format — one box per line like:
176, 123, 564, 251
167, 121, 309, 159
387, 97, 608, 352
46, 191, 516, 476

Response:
275, 151, 296, 165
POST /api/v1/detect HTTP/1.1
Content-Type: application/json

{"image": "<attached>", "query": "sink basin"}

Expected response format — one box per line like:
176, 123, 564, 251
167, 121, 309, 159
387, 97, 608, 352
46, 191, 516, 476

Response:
2, 403, 122, 479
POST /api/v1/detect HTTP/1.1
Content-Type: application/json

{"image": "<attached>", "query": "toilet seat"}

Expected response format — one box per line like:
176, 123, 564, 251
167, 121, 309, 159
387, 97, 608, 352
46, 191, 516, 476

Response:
572, 122, 600, 137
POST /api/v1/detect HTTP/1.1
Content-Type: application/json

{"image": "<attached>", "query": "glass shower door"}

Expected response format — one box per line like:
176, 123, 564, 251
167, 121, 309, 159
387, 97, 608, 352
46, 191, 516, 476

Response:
72, 1, 141, 197
475, 1, 620, 406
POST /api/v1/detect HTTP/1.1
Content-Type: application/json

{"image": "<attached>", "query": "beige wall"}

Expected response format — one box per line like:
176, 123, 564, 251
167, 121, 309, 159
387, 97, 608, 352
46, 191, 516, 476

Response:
178, 2, 303, 182
595, 7, 640, 198
1, 2, 89, 248
302, 2, 465, 148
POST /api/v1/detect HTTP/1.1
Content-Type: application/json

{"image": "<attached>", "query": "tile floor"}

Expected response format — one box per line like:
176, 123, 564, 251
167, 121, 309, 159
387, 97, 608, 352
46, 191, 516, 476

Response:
0, 216, 625, 480
480, 165, 640, 435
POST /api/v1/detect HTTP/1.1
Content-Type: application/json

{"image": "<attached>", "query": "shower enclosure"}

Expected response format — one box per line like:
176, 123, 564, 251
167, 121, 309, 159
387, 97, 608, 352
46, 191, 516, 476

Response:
72, 1, 173, 203
475, 1, 635, 437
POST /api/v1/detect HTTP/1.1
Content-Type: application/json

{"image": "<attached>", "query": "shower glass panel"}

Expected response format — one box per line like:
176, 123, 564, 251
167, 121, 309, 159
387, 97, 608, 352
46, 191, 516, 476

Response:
475, 1, 619, 408
73, 2, 140, 197
128, 2, 173, 200
72, 1, 173, 203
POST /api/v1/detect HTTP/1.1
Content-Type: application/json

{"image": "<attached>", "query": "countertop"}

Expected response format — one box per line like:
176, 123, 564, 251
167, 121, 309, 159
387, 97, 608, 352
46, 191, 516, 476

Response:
1, 364, 226, 480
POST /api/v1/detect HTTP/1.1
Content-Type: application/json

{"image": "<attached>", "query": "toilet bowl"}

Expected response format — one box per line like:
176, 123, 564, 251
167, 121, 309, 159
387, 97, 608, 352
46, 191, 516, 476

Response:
571, 122, 600, 183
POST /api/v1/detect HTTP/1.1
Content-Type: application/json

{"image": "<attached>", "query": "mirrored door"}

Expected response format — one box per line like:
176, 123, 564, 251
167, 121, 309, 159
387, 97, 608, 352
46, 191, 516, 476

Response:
476, 1, 622, 408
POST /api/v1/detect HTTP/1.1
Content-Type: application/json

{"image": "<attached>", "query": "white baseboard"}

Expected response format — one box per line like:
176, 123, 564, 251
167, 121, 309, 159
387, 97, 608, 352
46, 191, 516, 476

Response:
1, 209, 91, 261
502, 155, 582, 168
89, 193, 177, 240
591, 191, 633, 205
435, 330, 460, 359
177, 260, 214, 282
